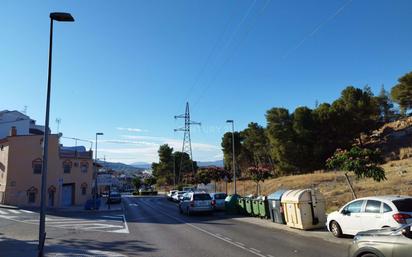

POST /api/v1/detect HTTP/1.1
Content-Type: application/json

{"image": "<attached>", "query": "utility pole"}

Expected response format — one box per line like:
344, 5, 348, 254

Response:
226, 120, 237, 195
174, 102, 201, 183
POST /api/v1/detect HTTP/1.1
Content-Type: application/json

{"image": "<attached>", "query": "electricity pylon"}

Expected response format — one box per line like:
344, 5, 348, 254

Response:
174, 102, 201, 183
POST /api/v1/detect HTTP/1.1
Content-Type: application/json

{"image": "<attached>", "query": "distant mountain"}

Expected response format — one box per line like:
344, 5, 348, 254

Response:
130, 162, 152, 169
130, 161, 224, 169
97, 161, 144, 175
197, 160, 224, 167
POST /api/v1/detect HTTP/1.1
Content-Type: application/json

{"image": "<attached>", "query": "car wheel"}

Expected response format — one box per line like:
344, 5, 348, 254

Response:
187, 207, 191, 216
179, 206, 183, 214
360, 254, 378, 257
330, 221, 343, 238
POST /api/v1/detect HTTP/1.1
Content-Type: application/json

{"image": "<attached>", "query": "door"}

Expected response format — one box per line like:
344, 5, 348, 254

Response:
62, 184, 74, 207
359, 200, 383, 231
393, 227, 412, 257
48, 191, 55, 207
339, 200, 365, 235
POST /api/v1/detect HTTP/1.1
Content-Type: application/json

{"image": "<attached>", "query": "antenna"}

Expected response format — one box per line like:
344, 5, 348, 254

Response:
174, 102, 201, 182
55, 118, 61, 133
22, 106, 27, 115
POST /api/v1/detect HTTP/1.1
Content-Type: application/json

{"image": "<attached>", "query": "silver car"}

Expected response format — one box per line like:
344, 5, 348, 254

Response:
210, 192, 227, 210
349, 223, 412, 257
179, 192, 213, 215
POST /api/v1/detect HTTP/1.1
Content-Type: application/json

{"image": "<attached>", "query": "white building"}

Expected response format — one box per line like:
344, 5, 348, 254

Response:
0, 110, 45, 139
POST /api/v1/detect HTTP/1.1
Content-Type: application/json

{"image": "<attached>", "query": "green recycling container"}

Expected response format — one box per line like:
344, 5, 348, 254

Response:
258, 196, 270, 219
225, 194, 240, 214
238, 197, 246, 214
252, 199, 260, 216
245, 198, 253, 215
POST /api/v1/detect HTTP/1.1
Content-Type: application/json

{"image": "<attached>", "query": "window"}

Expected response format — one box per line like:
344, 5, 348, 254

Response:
81, 183, 87, 196
194, 194, 212, 200
214, 193, 227, 200
365, 200, 381, 213
27, 186, 38, 204
343, 200, 364, 214
28, 192, 35, 203
63, 160, 72, 174
32, 158, 42, 174
393, 199, 412, 212
383, 203, 392, 213
80, 162, 88, 173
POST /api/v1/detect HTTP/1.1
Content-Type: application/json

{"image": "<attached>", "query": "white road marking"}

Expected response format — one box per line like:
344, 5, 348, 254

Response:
267, 255, 275, 257
8, 210, 21, 214
0, 210, 7, 215
250, 248, 261, 253
112, 215, 129, 234
235, 242, 245, 246
0, 215, 18, 219
139, 199, 267, 257
224, 237, 232, 241
20, 210, 34, 213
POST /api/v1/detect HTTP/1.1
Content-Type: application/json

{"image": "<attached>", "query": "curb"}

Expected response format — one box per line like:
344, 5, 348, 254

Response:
0, 204, 19, 210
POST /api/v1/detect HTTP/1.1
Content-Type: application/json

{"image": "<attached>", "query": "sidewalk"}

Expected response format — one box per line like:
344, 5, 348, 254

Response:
0, 203, 19, 209
0, 198, 123, 213
51, 198, 123, 213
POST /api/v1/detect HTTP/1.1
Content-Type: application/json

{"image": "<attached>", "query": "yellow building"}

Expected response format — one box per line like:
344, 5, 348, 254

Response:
0, 129, 94, 208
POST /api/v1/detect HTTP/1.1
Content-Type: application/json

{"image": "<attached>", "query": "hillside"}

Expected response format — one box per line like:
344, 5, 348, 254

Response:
216, 117, 412, 213
363, 116, 412, 160
218, 158, 412, 213
97, 160, 145, 175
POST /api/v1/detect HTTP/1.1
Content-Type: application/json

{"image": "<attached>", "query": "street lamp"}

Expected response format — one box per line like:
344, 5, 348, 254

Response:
226, 120, 237, 195
94, 132, 104, 209
38, 12, 74, 257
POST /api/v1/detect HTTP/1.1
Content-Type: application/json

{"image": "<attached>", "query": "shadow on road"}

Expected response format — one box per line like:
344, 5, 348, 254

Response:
0, 232, 158, 257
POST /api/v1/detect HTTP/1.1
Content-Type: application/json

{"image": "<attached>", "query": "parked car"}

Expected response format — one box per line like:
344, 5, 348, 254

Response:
348, 223, 412, 257
107, 191, 122, 204
167, 190, 178, 200
172, 191, 186, 202
183, 186, 195, 192
210, 192, 227, 210
179, 192, 213, 215
327, 196, 412, 237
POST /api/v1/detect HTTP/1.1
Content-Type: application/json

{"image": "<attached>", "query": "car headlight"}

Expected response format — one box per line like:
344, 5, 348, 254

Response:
353, 236, 359, 243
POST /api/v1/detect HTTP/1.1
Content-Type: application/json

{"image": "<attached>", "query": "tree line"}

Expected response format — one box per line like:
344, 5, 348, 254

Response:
221, 71, 412, 177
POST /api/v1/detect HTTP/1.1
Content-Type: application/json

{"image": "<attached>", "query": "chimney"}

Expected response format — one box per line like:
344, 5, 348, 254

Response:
9, 126, 17, 137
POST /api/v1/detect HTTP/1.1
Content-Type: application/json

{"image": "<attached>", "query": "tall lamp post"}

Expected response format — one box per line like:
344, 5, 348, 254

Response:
94, 132, 104, 209
38, 12, 74, 257
226, 120, 236, 195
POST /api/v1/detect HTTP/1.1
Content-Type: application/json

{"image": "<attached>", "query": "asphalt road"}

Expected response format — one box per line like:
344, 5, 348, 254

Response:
0, 195, 349, 257
123, 195, 349, 257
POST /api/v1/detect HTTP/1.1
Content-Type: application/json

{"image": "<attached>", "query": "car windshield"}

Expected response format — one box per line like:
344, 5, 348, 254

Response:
393, 199, 412, 212
194, 194, 211, 200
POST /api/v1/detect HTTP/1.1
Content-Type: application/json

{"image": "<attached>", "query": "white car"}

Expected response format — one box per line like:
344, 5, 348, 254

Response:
167, 190, 178, 200
172, 191, 186, 202
327, 196, 412, 237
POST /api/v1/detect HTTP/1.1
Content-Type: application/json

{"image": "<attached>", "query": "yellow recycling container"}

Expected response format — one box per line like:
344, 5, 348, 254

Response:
281, 189, 326, 230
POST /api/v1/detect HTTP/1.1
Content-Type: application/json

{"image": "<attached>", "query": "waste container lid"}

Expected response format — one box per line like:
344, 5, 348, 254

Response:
281, 189, 324, 203
267, 189, 288, 200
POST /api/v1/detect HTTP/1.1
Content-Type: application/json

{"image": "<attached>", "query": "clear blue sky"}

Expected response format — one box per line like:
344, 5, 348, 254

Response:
1, 0, 411, 164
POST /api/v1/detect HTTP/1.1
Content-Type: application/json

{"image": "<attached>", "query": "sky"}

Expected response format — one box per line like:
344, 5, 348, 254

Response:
1, 0, 412, 164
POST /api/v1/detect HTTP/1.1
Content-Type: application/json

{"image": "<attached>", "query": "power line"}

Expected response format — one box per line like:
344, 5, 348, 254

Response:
191, 0, 272, 111
183, 0, 239, 102
282, 0, 354, 59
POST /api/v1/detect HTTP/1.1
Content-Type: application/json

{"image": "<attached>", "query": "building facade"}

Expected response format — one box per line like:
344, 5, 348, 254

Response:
0, 131, 93, 208
0, 110, 45, 139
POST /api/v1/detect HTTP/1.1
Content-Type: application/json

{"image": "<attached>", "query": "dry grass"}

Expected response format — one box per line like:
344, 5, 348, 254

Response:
217, 158, 412, 213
